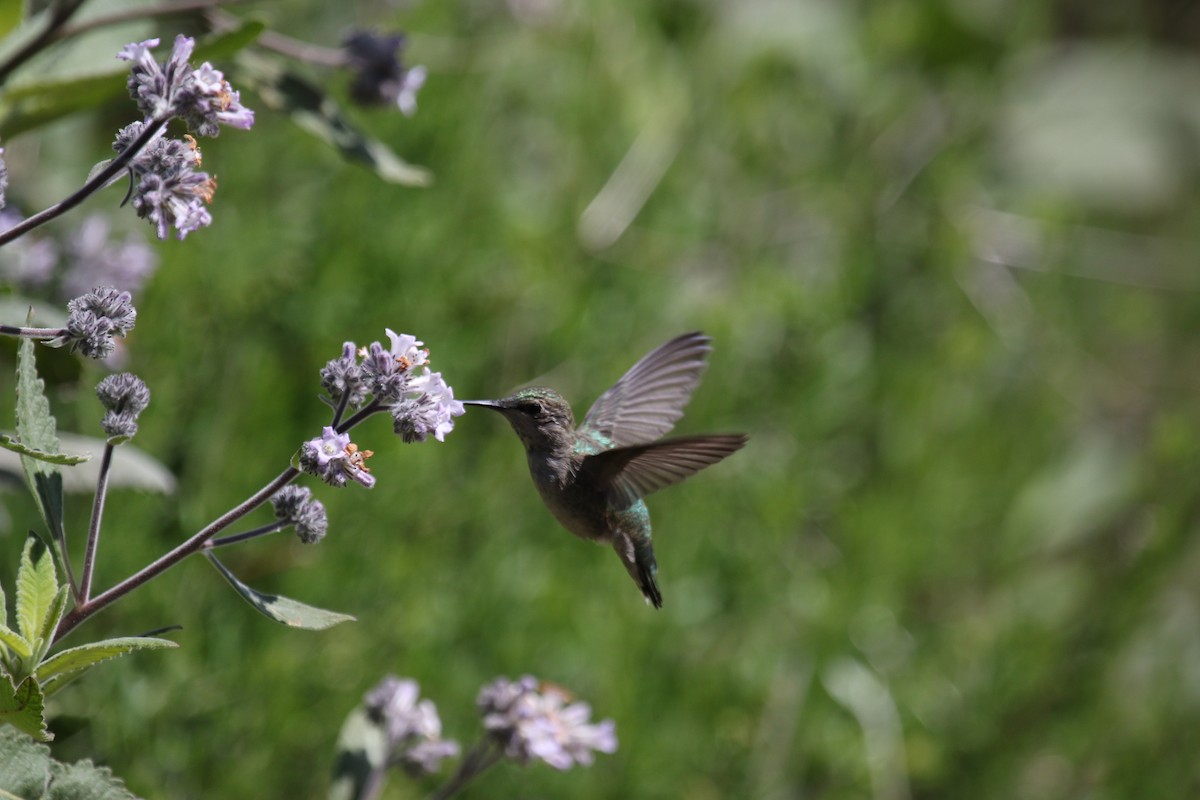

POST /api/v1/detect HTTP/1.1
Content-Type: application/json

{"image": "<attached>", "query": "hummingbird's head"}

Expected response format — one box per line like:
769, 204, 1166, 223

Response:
463, 387, 575, 451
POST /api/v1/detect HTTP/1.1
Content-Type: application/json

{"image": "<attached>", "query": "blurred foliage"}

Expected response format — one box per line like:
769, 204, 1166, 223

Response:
3, 0, 1200, 797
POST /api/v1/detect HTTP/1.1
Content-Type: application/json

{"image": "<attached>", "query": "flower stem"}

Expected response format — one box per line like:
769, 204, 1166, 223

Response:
427, 741, 503, 800
53, 0, 256, 43
0, 116, 168, 247
204, 521, 288, 549
0, 325, 70, 339
78, 442, 115, 603
54, 466, 299, 642
337, 398, 386, 433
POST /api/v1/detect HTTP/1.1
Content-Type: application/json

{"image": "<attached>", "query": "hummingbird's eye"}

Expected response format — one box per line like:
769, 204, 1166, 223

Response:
518, 400, 544, 417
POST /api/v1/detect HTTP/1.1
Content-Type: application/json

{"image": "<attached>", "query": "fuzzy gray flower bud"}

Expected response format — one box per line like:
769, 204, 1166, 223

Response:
61, 286, 137, 359
270, 485, 329, 544
96, 372, 150, 442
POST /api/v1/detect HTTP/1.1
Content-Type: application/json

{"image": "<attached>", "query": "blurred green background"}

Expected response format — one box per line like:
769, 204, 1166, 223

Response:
4, 0, 1200, 797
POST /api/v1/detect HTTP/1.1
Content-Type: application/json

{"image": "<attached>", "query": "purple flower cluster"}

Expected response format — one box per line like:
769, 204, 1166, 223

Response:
113, 35, 253, 239
478, 675, 618, 770
364, 675, 460, 776
113, 122, 214, 240
303, 330, 463, 487
118, 36, 254, 133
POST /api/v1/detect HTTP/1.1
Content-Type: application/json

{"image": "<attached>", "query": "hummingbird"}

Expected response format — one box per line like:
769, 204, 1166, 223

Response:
463, 332, 747, 608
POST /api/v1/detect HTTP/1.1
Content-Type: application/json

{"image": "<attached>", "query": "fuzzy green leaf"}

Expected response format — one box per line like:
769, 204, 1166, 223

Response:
15, 337, 66, 551
37, 637, 178, 698
0, 724, 53, 796
0, 433, 90, 465
206, 553, 355, 630
0, 675, 49, 742
0, 725, 144, 798
0, 622, 31, 661
15, 535, 58, 646
30, 585, 69, 667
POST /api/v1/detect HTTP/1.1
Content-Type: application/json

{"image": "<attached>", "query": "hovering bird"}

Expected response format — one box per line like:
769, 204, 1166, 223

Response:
463, 332, 747, 608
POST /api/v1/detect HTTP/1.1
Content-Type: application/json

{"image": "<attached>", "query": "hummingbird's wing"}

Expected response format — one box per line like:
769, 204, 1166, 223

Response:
580, 434, 747, 507
579, 331, 714, 448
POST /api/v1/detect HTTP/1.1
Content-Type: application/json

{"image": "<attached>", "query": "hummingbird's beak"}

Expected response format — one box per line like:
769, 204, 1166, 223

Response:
461, 399, 501, 409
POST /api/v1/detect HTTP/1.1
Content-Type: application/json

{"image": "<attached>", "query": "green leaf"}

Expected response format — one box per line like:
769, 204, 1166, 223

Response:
193, 18, 265, 63
206, 553, 355, 630
0, 725, 53, 797
0, 675, 49, 742
15, 535, 57, 646
30, 586, 68, 666
237, 52, 433, 187
0, 433, 90, 466
47, 757, 142, 800
0, 623, 32, 661
15, 337, 66, 553
327, 708, 389, 800
0, 69, 127, 138
0, 726, 144, 799
0, 432, 176, 495
36, 637, 178, 697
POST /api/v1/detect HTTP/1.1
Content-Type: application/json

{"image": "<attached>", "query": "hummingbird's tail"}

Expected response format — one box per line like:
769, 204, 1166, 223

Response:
630, 538, 663, 609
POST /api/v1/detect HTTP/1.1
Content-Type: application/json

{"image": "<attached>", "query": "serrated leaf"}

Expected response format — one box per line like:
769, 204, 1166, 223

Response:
206, 553, 355, 630
328, 707, 389, 800
0, 622, 32, 661
238, 52, 432, 187
0, 433, 90, 466
0, 675, 50, 741
15, 337, 66, 551
0, 726, 144, 799
36, 637, 177, 697
30, 585, 68, 666
0, 725, 53, 797
15, 535, 58, 645
0, 432, 175, 495
47, 756, 142, 800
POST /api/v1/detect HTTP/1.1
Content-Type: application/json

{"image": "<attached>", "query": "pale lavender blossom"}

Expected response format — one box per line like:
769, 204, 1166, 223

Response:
271, 485, 328, 544
118, 35, 254, 134
392, 370, 464, 443
0, 146, 7, 209
0, 209, 58, 288
63, 215, 158, 298
396, 66, 426, 117
477, 675, 617, 770
299, 426, 375, 488
364, 675, 460, 776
